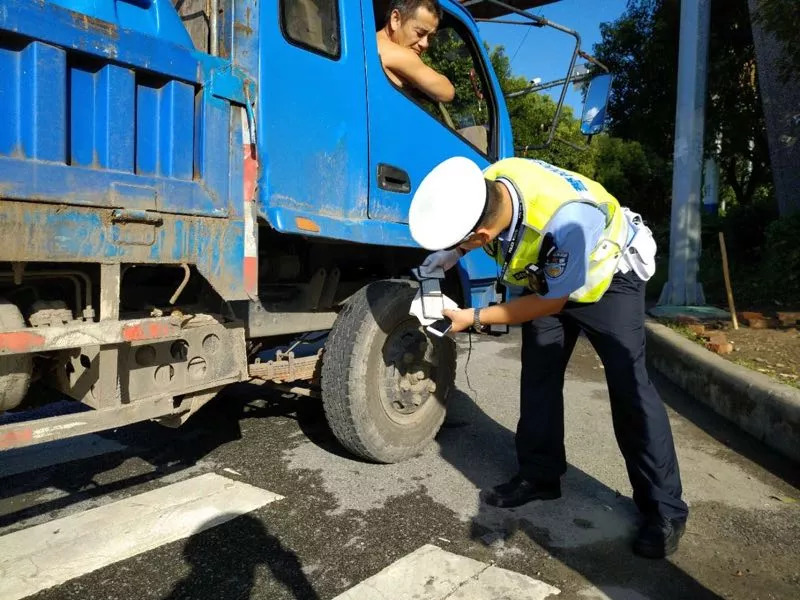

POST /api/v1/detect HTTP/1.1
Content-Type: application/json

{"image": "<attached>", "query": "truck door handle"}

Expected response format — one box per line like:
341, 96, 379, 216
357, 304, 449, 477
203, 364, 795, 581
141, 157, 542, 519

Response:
377, 164, 411, 193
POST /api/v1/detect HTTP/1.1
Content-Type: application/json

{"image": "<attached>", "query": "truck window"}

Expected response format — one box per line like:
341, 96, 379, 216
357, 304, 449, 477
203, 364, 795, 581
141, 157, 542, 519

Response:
374, 4, 495, 158
281, 0, 341, 58
421, 21, 494, 156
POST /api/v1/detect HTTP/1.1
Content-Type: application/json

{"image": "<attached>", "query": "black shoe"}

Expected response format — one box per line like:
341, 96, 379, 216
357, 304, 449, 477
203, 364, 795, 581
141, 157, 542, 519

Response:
481, 475, 561, 508
633, 515, 686, 559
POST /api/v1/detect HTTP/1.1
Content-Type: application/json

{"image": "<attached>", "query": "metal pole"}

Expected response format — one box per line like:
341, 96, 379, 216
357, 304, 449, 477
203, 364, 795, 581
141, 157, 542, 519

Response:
506, 73, 592, 98
209, 0, 219, 56
658, 0, 711, 306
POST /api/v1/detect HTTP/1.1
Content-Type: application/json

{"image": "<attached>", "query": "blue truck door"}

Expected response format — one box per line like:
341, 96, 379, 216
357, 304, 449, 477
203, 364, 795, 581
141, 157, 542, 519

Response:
257, 1, 369, 223
364, 2, 500, 224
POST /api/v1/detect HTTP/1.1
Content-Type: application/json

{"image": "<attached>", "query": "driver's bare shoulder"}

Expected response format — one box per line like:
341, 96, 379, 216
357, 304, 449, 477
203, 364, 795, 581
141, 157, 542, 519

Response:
376, 38, 410, 87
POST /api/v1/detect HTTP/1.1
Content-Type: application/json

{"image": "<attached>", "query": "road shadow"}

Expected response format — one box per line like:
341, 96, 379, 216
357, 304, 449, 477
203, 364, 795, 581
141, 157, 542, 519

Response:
650, 370, 800, 489
164, 513, 320, 600
0, 383, 327, 527
438, 388, 724, 600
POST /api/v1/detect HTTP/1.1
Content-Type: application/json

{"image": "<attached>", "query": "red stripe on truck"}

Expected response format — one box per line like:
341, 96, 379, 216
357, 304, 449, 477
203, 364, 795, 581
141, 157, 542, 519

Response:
122, 322, 174, 341
0, 331, 46, 353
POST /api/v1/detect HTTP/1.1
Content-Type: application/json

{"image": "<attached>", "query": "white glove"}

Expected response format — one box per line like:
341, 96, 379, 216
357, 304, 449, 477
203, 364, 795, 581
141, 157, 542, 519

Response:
418, 249, 463, 278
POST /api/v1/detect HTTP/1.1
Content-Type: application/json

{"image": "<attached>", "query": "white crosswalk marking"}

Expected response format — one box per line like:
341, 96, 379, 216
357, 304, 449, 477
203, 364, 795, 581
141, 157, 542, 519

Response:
333, 544, 560, 600
0, 472, 283, 600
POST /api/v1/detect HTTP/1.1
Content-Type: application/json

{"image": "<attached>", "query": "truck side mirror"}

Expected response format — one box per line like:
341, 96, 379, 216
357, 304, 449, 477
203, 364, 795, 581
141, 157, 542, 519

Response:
580, 74, 613, 136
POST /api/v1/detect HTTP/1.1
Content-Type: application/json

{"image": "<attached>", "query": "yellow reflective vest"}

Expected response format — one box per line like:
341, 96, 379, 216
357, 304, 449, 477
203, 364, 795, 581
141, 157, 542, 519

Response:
484, 158, 629, 303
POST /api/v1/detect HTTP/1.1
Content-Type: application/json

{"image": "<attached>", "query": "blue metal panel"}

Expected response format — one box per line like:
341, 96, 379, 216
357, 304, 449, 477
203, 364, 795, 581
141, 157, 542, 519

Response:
456, 250, 502, 309
20, 41, 67, 162
0, 39, 21, 156
0, 1, 200, 83
0, 0, 252, 301
97, 64, 135, 171
0, 158, 231, 216
256, 0, 370, 224
195, 92, 233, 214
69, 60, 136, 170
158, 80, 194, 179
135, 81, 159, 176
0, 201, 248, 300
134, 78, 196, 181
46, 0, 193, 48
69, 64, 96, 168
265, 206, 416, 247
229, 0, 260, 79
253, 0, 512, 270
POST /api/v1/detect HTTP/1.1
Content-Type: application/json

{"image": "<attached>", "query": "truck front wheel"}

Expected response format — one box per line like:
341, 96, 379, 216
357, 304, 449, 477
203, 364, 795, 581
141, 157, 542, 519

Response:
321, 280, 456, 463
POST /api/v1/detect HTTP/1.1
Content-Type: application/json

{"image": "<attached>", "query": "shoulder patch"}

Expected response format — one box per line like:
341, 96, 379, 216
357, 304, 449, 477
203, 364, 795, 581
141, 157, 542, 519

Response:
544, 250, 569, 279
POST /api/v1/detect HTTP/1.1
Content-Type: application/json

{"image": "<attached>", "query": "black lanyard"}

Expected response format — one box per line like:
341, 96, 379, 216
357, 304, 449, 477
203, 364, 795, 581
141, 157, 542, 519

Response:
496, 181, 526, 284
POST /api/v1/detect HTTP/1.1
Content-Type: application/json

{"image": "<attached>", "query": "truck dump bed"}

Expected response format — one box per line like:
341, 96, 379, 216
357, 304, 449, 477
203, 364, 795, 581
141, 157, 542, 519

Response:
0, 0, 253, 300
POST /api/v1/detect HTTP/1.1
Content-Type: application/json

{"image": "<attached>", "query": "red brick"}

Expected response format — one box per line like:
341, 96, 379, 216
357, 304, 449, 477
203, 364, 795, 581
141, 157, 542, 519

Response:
687, 324, 706, 336
739, 311, 765, 321
776, 311, 800, 321
745, 317, 779, 329
703, 331, 728, 344
706, 341, 734, 354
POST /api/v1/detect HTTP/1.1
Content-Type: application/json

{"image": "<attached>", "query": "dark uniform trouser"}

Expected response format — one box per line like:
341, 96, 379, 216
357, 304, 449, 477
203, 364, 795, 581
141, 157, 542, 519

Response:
518, 271, 689, 522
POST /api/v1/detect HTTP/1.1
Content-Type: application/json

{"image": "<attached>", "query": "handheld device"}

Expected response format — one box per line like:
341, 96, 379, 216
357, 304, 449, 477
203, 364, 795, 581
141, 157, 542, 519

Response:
420, 277, 445, 320
426, 317, 453, 338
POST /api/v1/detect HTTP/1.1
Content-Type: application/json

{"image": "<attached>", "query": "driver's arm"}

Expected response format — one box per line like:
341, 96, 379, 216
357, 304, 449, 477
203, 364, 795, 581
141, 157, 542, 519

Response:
377, 40, 455, 103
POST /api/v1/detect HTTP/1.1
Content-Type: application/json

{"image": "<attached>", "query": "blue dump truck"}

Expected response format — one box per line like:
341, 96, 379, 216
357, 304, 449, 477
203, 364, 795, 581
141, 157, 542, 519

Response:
0, 0, 610, 462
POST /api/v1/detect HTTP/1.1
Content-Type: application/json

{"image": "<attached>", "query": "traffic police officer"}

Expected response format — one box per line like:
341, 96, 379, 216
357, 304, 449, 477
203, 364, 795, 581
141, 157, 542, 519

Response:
409, 156, 688, 559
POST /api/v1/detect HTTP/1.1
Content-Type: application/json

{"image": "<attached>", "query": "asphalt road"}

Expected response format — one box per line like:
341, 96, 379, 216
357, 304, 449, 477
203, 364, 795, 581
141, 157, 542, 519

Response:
1, 330, 798, 600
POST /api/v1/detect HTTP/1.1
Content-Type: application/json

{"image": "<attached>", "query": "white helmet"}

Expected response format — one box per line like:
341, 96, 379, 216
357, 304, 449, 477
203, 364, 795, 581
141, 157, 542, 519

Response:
409, 156, 487, 251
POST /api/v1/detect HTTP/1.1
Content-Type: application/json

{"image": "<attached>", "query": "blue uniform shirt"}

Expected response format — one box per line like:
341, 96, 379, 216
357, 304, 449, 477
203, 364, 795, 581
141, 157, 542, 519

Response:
539, 202, 606, 298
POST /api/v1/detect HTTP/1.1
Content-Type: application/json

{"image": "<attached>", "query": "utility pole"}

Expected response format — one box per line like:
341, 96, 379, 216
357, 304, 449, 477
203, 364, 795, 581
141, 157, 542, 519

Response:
658, 0, 711, 306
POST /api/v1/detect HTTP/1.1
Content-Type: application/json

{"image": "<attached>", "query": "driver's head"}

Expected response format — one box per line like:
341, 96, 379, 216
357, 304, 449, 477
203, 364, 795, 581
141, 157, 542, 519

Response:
384, 0, 442, 55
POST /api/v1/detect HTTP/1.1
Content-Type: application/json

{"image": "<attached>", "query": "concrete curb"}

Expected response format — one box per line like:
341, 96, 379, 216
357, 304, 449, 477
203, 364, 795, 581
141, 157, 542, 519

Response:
645, 319, 800, 463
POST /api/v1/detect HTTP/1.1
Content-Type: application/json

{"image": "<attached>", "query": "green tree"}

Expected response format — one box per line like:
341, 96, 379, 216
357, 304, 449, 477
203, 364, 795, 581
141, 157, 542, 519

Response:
706, 1, 772, 211
489, 45, 596, 174
591, 136, 672, 221
752, 0, 800, 83
592, 0, 772, 209
422, 29, 490, 131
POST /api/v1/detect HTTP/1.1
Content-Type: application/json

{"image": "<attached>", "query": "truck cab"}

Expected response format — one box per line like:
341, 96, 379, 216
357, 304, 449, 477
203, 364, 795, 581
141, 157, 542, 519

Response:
234, 0, 511, 310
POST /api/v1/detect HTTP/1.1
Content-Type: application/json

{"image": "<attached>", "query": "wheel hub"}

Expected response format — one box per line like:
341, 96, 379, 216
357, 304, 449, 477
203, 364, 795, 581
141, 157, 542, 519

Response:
382, 324, 440, 419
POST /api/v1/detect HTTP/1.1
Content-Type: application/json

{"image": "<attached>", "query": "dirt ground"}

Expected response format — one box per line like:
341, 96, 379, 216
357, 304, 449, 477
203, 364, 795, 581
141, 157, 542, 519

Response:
671, 312, 800, 389
724, 325, 800, 388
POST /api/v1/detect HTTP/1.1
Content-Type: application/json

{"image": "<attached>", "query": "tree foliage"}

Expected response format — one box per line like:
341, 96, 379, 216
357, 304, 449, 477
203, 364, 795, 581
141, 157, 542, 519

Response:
592, 0, 772, 209
593, 0, 679, 160
752, 0, 800, 83
591, 136, 672, 221
488, 45, 668, 219
423, 29, 490, 129
419, 1, 774, 225
489, 46, 596, 176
